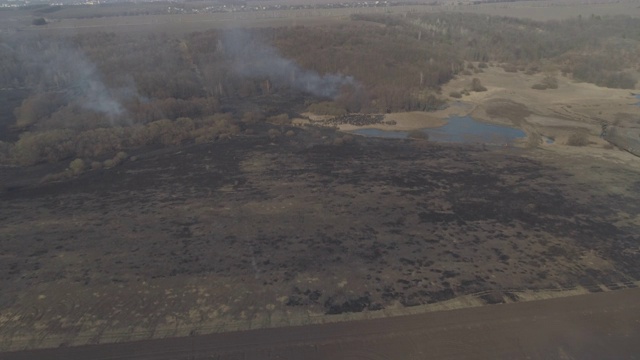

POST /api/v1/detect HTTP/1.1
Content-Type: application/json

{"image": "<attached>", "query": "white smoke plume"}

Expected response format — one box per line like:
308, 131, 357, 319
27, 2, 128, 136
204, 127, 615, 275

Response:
66, 52, 125, 118
5, 35, 135, 126
44, 46, 131, 123
222, 29, 356, 99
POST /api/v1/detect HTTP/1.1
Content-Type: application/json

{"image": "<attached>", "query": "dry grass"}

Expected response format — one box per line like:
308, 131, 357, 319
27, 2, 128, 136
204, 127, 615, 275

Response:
484, 99, 532, 125
14, 0, 638, 38
566, 132, 590, 146
446, 1, 640, 21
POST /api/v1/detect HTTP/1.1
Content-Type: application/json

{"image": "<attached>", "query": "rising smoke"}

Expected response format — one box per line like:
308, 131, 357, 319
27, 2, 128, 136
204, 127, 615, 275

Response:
7, 35, 135, 126
45, 46, 132, 123
66, 52, 125, 118
222, 29, 357, 99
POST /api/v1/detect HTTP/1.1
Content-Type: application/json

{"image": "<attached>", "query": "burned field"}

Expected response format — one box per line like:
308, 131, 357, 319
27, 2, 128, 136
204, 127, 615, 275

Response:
1, 130, 639, 349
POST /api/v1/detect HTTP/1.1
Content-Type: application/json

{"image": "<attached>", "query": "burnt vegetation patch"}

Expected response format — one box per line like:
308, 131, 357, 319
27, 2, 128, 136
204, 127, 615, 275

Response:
286, 287, 323, 307
324, 293, 382, 314
1, 127, 639, 319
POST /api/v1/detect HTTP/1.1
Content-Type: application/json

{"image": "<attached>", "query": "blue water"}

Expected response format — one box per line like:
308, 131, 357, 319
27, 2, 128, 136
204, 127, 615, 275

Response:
351, 116, 526, 144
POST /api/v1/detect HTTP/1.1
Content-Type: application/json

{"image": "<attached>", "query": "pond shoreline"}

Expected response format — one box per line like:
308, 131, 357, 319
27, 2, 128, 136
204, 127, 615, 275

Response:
347, 115, 527, 145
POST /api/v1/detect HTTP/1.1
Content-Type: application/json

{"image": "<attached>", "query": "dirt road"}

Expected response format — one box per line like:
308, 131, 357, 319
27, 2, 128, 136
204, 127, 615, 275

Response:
3, 288, 639, 360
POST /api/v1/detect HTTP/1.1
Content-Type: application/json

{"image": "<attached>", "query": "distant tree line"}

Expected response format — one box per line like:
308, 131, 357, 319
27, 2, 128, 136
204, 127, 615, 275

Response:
0, 12, 638, 166
403, 12, 639, 88
8, 114, 240, 166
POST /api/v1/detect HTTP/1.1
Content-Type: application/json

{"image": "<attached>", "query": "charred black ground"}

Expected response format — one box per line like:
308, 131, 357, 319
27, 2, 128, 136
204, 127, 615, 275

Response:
1, 128, 639, 326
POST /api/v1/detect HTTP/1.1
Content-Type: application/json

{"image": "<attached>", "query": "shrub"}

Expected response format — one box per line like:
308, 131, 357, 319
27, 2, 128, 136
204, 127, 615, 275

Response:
157, 117, 195, 145
542, 76, 558, 89
90, 161, 103, 170
267, 129, 281, 140
176, 117, 195, 132
241, 111, 265, 124
128, 125, 152, 147
526, 132, 541, 148
74, 127, 125, 158
471, 78, 487, 92
207, 112, 234, 124
532, 76, 558, 90
32, 17, 47, 26
69, 158, 85, 175
566, 132, 589, 146
572, 63, 637, 89
103, 159, 116, 168
478, 62, 488, 69
41, 171, 71, 183
449, 91, 462, 98
193, 127, 219, 144
502, 64, 518, 73
115, 151, 128, 161
408, 130, 429, 140
285, 130, 295, 137
525, 65, 540, 75
146, 119, 175, 145
193, 113, 240, 143
13, 93, 64, 129
103, 152, 128, 169
266, 114, 291, 126
11, 130, 76, 166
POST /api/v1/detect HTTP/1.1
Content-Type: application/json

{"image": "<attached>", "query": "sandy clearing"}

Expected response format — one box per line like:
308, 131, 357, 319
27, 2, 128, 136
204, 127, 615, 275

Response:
312, 66, 637, 157
444, 66, 637, 124
527, 115, 597, 130
428, 66, 638, 161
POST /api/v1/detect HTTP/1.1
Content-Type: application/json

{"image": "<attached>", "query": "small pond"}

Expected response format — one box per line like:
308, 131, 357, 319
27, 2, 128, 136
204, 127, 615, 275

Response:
350, 116, 526, 144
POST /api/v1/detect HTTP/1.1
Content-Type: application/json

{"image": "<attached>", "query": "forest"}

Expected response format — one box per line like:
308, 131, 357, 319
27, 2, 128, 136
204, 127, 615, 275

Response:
0, 12, 638, 168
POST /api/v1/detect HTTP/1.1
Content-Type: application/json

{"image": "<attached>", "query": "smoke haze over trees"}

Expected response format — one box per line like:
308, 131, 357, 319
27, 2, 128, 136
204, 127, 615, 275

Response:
0, 12, 638, 166
222, 29, 357, 99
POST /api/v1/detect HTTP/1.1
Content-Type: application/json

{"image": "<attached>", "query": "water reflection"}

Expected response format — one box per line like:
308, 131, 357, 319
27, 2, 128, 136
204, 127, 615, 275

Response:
350, 116, 526, 144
